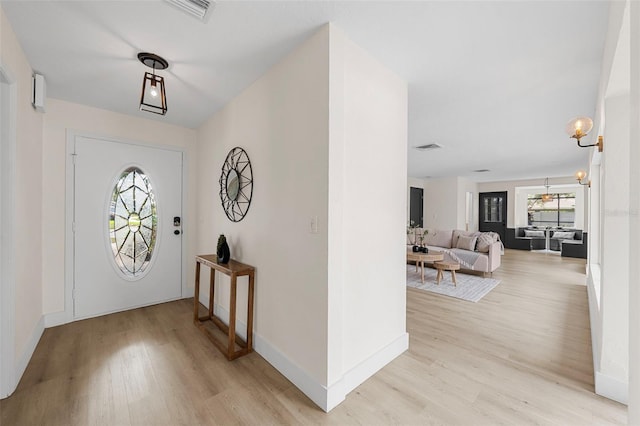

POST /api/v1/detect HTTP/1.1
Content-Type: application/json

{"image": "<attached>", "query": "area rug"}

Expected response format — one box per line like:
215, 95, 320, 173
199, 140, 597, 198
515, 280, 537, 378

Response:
406, 264, 500, 303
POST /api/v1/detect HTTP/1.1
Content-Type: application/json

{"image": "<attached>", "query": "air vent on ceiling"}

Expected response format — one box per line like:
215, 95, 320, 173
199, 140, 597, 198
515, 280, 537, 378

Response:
473, 169, 491, 173
165, 0, 215, 21
414, 143, 442, 151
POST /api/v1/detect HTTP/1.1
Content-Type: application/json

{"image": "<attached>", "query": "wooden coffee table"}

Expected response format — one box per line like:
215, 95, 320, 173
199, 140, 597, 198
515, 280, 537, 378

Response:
406, 249, 444, 283
434, 260, 460, 286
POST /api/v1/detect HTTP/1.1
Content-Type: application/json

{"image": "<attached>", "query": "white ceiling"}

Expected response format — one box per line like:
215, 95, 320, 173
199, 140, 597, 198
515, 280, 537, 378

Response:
1, 0, 609, 182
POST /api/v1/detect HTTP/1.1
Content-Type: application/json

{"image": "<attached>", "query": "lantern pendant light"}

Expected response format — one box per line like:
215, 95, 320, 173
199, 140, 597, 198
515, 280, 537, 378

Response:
138, 52, 168, 115
541, 177, 554, 202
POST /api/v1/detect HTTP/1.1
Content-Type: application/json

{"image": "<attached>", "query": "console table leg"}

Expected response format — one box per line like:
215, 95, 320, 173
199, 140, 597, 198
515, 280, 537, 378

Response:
247, 272, 255, 352
193, 261, 201, 322
209, 268, 215, 318
228, 274, 237, 359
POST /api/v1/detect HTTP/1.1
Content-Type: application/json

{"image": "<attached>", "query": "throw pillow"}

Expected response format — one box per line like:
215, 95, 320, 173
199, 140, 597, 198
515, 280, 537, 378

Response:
552, 231, 575, 240
456, 235, 477, 251
524, 230, 545, 238
452, 230, 473, 247
476, 232, 497, 253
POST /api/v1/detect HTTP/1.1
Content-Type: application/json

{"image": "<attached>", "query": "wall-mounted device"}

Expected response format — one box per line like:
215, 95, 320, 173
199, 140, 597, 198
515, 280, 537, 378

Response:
32, 73, 46, 112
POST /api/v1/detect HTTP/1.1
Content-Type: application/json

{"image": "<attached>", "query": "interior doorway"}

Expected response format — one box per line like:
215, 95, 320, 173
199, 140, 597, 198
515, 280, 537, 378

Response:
410, 187, 424, 227
479, 191, 507, 241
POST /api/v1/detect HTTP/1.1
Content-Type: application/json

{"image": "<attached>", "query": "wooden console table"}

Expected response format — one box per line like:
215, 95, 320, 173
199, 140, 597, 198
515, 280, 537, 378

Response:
194, 254, 255, 360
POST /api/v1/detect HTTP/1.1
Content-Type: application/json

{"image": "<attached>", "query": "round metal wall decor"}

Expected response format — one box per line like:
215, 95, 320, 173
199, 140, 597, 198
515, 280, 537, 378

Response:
219, 147, 253, 222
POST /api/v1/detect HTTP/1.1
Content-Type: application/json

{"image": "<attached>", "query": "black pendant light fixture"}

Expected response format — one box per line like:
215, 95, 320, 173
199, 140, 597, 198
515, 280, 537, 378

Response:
138, 52, 168, 115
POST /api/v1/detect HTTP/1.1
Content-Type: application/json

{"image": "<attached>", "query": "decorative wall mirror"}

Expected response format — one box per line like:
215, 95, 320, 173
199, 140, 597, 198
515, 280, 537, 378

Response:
219, 147, 253, 222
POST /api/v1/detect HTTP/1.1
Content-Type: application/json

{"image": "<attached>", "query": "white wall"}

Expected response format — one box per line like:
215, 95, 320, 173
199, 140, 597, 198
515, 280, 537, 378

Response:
423, 177, 458, 230
196, 24, 408, 412
457, 177, 478, 231
327, 25, 408, 408
41, 99, 197, 320
586, 0, 632, 406
597, 93, 629, 403
0, 5, 44, 393
196, 25, 331, 397
419, 176, 478, 232
629, 0, 640, 421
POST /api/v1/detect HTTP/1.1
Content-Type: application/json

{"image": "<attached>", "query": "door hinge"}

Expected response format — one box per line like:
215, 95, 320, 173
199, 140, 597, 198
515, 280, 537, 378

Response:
72, 222, 76, 233
71, 153, 77, 164
72, 288, 77, 299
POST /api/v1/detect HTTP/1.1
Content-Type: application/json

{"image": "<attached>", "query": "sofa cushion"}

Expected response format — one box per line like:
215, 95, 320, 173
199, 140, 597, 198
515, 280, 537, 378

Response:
524, 230, 545, 238
476, 232, 499, 253
456, 235, 478, 251
425, 229, 453, 248
552, 231, 575, 240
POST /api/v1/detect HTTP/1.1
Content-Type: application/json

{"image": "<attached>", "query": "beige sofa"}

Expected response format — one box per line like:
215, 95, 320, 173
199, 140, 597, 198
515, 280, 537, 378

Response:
408, 229, 503, 275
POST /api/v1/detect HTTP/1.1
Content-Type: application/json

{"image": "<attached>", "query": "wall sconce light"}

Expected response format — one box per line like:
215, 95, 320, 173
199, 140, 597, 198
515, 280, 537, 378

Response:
138, 52, 168, 115
566, 116, 603, 152
575, 170, 591, 187
541, 177, 554, 202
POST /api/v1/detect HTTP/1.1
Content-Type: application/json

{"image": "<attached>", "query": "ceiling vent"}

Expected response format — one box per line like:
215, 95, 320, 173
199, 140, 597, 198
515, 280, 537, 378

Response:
165, 0, 215, 21
414, 143, 442, 151
473, 169, 491, 173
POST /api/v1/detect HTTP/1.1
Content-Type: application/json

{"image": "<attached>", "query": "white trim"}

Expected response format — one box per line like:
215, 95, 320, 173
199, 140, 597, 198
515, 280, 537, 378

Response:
595, 371, 629, 405
587, 265, 602, 371
44, 311, 70, 328
589, 266, 629, 406
325, 332, 409, 411
15, 317, 44, 387
65, 130, 187, 322
254, 331, 329, 410
210, 301, 328, 409
64, 132, 76, 323
0, 63, 17, 398
211, 299, 408, 413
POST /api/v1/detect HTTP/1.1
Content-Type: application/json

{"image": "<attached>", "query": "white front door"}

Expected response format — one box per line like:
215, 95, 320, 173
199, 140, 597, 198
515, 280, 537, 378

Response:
73, 135, 183, 319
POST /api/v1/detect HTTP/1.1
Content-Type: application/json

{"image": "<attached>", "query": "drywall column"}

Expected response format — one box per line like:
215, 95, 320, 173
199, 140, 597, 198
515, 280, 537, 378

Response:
598, 93, 629, 404
628, 0, 640, 421
196, 23, 407, 412
327, 24, 408, 411
196, 26, 331, 408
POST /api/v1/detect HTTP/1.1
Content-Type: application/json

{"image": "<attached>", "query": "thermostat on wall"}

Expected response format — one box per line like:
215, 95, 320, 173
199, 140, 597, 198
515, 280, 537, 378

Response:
32, 73, 46, 112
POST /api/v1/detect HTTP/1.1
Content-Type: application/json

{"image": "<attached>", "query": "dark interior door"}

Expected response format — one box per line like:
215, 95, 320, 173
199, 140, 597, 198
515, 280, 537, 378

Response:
479, 191, 507, 241
410, 187, 423, 227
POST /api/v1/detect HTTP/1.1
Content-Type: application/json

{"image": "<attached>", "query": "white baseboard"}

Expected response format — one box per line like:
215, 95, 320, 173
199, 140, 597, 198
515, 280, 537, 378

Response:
211, 302, 329, 409
595, 371, 628, 405
212, 301, 408, 412
44, 310, 69, 328
325, 332, 409, 411
254, 332, 330, 410
15, 315, 44, 390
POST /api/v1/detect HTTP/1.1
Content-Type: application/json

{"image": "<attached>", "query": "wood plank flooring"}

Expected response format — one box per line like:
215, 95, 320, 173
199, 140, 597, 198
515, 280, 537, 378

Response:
1, 249, 627, 425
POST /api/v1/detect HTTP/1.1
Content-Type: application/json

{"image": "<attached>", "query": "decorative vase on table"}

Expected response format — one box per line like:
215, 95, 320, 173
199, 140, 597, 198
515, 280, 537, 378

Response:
217, 234, 230, 264
412, 245, 420, 252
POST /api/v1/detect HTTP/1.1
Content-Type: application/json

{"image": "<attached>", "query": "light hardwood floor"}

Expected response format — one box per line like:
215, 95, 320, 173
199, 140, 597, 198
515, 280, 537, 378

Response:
1, 249, 627, 425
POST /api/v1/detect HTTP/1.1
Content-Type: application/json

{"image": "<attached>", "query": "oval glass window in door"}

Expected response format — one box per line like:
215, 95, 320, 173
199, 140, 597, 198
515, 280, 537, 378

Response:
108, 167, 157, 278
